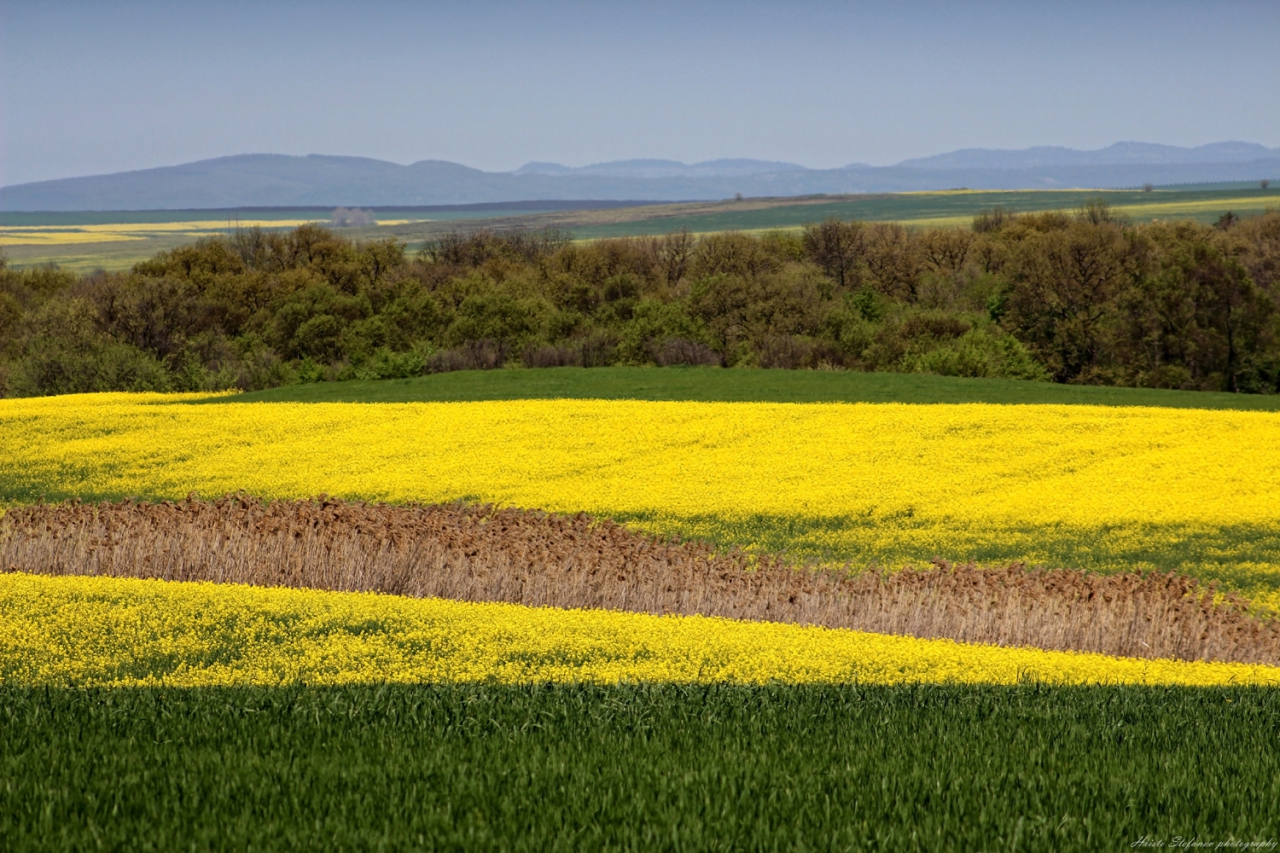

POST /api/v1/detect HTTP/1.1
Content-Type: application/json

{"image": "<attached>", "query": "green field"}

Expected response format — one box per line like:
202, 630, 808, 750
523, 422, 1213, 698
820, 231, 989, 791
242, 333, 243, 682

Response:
0, 206, 582, 272
5, 185, 1276, 271
219, 365, 1280, 411
567, 185, 1280, 239
2, 684, 1276, 851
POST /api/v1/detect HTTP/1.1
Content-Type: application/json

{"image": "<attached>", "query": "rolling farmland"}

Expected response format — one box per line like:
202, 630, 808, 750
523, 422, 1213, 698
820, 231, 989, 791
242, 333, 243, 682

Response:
4, 372, 1280, 846
3, 184, 1276, 270
0, 207, 516, 271
8, 1, 1278, 846
4, 200, 1280, 846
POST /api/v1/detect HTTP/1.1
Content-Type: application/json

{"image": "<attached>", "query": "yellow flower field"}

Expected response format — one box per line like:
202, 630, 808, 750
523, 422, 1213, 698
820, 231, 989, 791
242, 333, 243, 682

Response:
3, 392, 1280, 604
3, 572, 1275, 687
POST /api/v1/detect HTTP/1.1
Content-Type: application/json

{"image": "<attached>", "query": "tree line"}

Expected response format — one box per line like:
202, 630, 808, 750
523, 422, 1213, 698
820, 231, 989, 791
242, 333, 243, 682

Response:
2, 201, 1278, 397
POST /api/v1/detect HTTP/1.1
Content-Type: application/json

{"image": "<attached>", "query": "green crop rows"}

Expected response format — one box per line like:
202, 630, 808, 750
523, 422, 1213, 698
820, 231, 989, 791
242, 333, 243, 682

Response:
2, 684, 1277, 852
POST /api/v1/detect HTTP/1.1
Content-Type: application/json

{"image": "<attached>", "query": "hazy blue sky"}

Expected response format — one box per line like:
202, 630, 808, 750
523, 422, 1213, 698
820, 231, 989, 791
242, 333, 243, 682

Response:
1, 0, 1277, 186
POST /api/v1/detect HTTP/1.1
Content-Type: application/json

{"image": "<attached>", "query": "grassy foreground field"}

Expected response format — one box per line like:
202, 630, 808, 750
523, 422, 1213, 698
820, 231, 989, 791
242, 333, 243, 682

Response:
3, 684, 1277, 851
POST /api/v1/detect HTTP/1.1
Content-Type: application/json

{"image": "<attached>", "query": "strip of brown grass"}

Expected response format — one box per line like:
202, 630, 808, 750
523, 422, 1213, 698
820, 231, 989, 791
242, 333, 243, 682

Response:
2, 496, 1276, 665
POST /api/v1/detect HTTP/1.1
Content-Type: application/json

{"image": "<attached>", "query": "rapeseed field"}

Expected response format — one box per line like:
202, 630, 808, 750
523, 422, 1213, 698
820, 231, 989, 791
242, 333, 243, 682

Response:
3, 392, 1279, 606
6, 572, 1278, 688
5, 385, 1280, 847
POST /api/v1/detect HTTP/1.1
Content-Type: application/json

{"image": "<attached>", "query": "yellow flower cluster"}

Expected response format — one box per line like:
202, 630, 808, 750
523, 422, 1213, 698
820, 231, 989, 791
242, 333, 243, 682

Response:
3, 573, 1276, 688
3, 393, 1279, 601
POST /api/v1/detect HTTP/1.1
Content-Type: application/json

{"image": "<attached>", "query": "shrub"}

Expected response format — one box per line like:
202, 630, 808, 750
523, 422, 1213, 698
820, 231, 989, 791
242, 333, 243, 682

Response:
653, 338, 721, 367
427, 340, 508, 373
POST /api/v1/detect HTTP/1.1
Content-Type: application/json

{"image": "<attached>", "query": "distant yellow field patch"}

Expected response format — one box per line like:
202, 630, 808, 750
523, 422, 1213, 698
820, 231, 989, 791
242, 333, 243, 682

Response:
0, 232, 147, 246
0, 220, 314, 247
1, 220, 319, 235
0, 218, 431, 248
1116, 197, 1279, 218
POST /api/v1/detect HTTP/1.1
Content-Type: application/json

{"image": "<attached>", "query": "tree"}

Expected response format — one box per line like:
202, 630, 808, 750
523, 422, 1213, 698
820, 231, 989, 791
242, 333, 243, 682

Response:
1002, 222, 1133, 382
972, 206, 1017, 233
1075, 197, 1126, 227
862, 223, 920, 301
917, 227, 974, 276
692, 232, 778, 280
689, 273, 752, 360
1126, 230, 1275, 392
801, 218, 863, 289
1193, 243, 1272, 392
654, 230, 694, 287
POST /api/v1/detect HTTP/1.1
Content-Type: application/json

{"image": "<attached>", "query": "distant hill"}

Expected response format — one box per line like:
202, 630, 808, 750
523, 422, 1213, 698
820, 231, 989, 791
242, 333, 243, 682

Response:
894, 141, 1280, 170
2, 144, 1277, 211
511, 159, 811, 178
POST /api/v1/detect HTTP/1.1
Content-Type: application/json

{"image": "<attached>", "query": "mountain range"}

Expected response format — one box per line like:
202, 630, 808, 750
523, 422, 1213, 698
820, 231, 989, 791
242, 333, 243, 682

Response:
2, 143, 1277, 211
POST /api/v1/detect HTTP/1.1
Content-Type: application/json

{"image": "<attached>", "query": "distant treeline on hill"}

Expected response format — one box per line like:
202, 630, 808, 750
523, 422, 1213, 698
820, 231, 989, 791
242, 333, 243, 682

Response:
2, 201, 1279, 397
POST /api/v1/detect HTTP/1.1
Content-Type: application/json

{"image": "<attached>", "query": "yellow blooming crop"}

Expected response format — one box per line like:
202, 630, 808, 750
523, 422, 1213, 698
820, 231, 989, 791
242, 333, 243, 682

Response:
3, 572, 1276, 688
6, 393, 1279, 527
3, 393, 1280, 604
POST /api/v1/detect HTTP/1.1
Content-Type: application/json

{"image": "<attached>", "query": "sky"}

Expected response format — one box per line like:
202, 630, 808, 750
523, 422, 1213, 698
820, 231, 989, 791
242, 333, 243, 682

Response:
1, 0, 1277, 187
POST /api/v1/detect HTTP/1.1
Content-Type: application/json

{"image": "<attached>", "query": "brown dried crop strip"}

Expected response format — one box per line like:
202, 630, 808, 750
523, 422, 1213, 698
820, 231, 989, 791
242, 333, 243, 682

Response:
2, 495, 1278, 665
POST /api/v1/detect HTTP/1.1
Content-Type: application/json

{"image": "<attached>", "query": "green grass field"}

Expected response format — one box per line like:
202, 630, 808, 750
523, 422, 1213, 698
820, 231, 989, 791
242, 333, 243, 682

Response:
218, 365, 1280, 410
566, 185, 1280, 239
3, 684, 1277, 851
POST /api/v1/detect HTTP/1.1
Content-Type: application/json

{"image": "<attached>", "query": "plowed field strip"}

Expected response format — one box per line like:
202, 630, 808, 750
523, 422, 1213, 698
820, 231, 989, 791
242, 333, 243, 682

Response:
5, 497, 1277, 664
